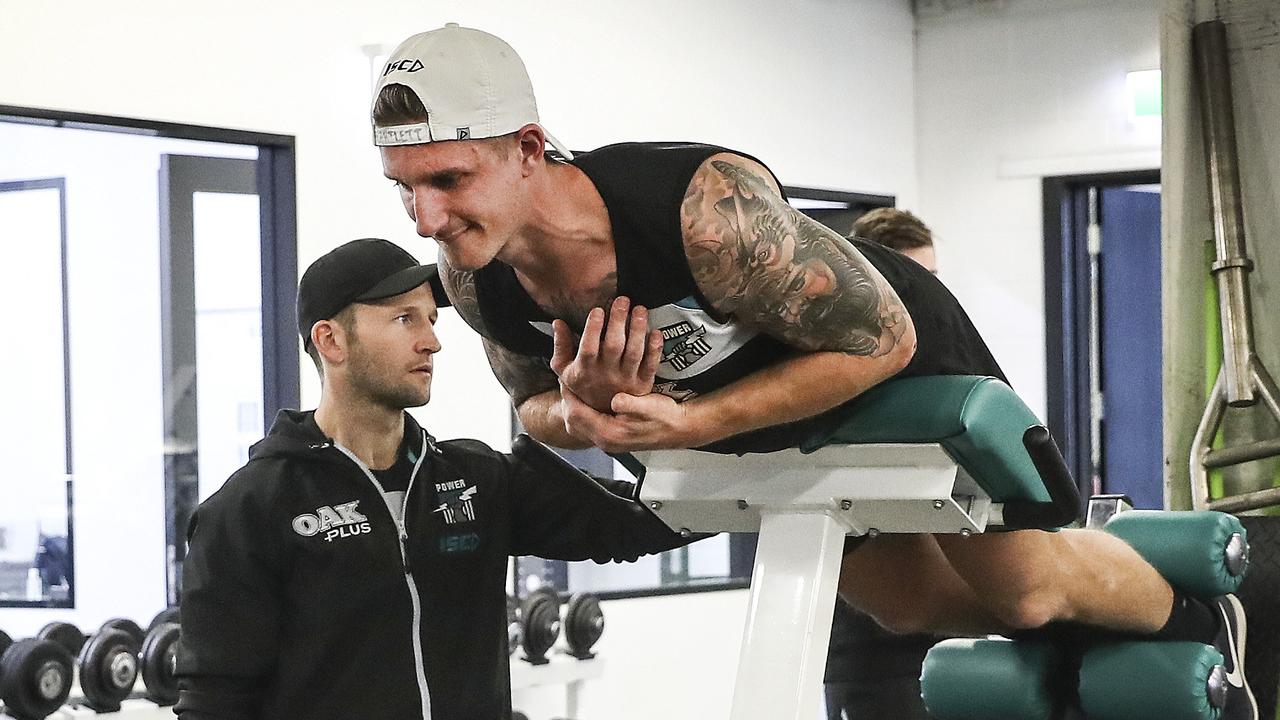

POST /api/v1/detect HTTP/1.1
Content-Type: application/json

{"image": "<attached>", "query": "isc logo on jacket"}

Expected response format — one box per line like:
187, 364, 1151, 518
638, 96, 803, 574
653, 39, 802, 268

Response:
292, 501, 371, 542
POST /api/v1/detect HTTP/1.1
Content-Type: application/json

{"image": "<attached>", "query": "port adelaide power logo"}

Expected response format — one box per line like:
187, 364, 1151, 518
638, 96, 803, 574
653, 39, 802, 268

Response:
433, 479, 477, 525
660, 320, 712, 371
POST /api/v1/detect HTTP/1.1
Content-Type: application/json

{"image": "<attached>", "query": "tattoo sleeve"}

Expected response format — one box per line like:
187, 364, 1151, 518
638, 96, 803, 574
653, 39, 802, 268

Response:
437, 258, 485, 336
482, 338, 559, 406
680, 156, 910, 356
437, 256, 559, 406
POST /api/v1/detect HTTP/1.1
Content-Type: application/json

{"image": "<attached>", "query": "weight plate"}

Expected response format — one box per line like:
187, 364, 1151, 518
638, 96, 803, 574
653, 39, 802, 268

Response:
98, 618, 144, 653
36, 622, 85, 657
0, 638, 73, 720
528, 584, 560, 607
148, 607, 181, 633
519, 593, 561, 665
77, 628, 139, 712
140, 622, 181, 706
564, 593, 605, 659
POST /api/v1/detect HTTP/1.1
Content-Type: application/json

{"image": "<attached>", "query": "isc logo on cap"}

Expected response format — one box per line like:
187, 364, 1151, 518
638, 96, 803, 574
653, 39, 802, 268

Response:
383, 58, 425, 76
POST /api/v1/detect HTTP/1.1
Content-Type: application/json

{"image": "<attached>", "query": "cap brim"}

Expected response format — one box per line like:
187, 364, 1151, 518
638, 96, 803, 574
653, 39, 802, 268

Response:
355, 264, 452, 307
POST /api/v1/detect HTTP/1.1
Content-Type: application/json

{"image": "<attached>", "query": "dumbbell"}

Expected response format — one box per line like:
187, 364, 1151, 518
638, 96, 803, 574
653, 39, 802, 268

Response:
0, 628, 75, 720
518, 586, 562, 665
34, 623, 86, 658
517, 588, 606, 664
562, 593, 605, 660
52, 617, 177, 712
84, 617, 181, 708
24, 618, 144, 714
72, 619, 144, 713
147, 607, 180, 633
138, 622, 181, 706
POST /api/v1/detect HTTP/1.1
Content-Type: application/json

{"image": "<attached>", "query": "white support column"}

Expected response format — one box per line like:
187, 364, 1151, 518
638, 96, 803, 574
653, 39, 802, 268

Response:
729, 510, 847, 720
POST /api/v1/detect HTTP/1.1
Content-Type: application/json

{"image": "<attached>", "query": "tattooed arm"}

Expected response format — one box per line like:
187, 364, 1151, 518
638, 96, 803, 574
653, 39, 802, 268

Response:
673, 154, 916, 437
437, 256, 592, 449
559, 154, 916, 451
676, 153, 916, 440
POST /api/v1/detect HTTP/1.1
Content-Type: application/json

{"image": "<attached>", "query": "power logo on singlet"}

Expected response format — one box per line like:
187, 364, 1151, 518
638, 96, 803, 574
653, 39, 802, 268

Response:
660, 321, 712, 371
292, 501, 371, 542
433, 480, 477, 525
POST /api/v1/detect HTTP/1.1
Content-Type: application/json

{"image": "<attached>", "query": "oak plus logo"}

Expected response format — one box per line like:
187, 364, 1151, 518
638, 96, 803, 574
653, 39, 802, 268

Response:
292, 501, 371, 542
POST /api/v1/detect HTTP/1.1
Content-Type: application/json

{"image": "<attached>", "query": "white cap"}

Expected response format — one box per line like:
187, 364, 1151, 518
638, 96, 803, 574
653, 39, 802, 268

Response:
371, 24, 573, 159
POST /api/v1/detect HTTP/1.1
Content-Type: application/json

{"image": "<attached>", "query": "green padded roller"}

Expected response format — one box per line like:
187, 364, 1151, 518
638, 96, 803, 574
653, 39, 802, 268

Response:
1103, 510, 1248, 597
1079, 641, 1225, 720
920, 638, 1063, 720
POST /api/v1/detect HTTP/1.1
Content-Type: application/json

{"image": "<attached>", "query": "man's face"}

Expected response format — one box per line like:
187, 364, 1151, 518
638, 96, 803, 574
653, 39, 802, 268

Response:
381, 138, 523, 271
343, 284, 442, 409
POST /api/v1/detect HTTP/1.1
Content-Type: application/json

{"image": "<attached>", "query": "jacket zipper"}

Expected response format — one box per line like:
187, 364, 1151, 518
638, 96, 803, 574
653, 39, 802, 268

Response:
327, 433, 433, 719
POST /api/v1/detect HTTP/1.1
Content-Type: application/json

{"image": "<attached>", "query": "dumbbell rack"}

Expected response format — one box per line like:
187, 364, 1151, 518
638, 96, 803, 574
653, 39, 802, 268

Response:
511, 656, 604, 718
39, 697, 174, 719
2, 679, 175, 720
2, 615, 180, 720
3, 654, 604, 720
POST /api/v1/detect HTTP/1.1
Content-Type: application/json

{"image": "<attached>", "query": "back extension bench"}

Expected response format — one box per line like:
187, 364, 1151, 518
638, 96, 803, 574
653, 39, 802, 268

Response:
628, 375, 1248, 720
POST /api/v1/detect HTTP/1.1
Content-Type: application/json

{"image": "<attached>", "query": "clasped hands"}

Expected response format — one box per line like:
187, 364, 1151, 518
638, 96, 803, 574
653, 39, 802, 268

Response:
549, 297, 703, 451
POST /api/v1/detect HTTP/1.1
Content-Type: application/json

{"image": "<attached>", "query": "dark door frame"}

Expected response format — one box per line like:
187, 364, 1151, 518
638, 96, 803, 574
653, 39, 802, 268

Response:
1042, 169, 1160, 499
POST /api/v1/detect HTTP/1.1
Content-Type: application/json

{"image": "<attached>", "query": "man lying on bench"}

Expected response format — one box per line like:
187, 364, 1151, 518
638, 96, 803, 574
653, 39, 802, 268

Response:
390, 92, 1253, 717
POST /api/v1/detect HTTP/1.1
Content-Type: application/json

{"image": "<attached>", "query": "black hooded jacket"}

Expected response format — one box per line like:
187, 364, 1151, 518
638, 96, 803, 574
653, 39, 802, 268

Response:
175, 409, 686, 720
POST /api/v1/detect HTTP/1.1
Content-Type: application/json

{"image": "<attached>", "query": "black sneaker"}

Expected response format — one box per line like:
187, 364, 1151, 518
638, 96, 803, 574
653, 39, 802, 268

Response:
1213, 594, 1257, 720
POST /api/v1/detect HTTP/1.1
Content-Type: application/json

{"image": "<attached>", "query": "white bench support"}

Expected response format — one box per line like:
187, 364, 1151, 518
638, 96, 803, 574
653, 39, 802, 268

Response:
731, 511, 846, 720
634, 443, 994, 720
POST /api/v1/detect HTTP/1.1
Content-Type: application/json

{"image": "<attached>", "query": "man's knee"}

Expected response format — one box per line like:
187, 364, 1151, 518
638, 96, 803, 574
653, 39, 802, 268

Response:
937, 530, 1075, 629
984, 589, 1064, 631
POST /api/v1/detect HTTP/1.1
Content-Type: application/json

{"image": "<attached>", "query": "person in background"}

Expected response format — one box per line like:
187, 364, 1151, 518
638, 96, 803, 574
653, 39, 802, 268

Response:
852, 207, 938, 273
823, 207, 947, 720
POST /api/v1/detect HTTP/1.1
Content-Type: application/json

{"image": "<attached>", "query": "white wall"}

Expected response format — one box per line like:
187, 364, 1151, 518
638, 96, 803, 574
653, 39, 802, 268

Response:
0, 0, 919, 448
0, 1, 916, 716
914, 0, 1163, 417
515, 589, 750, 719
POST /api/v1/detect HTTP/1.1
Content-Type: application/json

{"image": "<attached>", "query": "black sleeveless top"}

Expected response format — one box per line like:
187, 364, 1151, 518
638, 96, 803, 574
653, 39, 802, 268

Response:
474, 142, 1006, 455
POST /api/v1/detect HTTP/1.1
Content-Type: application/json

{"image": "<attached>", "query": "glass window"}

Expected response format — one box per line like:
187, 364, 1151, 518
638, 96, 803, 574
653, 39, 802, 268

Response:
0, 179, 72, 607
0, 105, 298, 618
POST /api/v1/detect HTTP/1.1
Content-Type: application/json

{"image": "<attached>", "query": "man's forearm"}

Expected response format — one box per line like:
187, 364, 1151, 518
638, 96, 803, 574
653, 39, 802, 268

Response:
517, 390, 593, 449
684, 346, 913, 445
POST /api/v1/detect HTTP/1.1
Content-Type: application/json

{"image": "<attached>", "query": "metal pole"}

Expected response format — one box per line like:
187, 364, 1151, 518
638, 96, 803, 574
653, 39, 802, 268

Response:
1192, 19, 1258, 406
